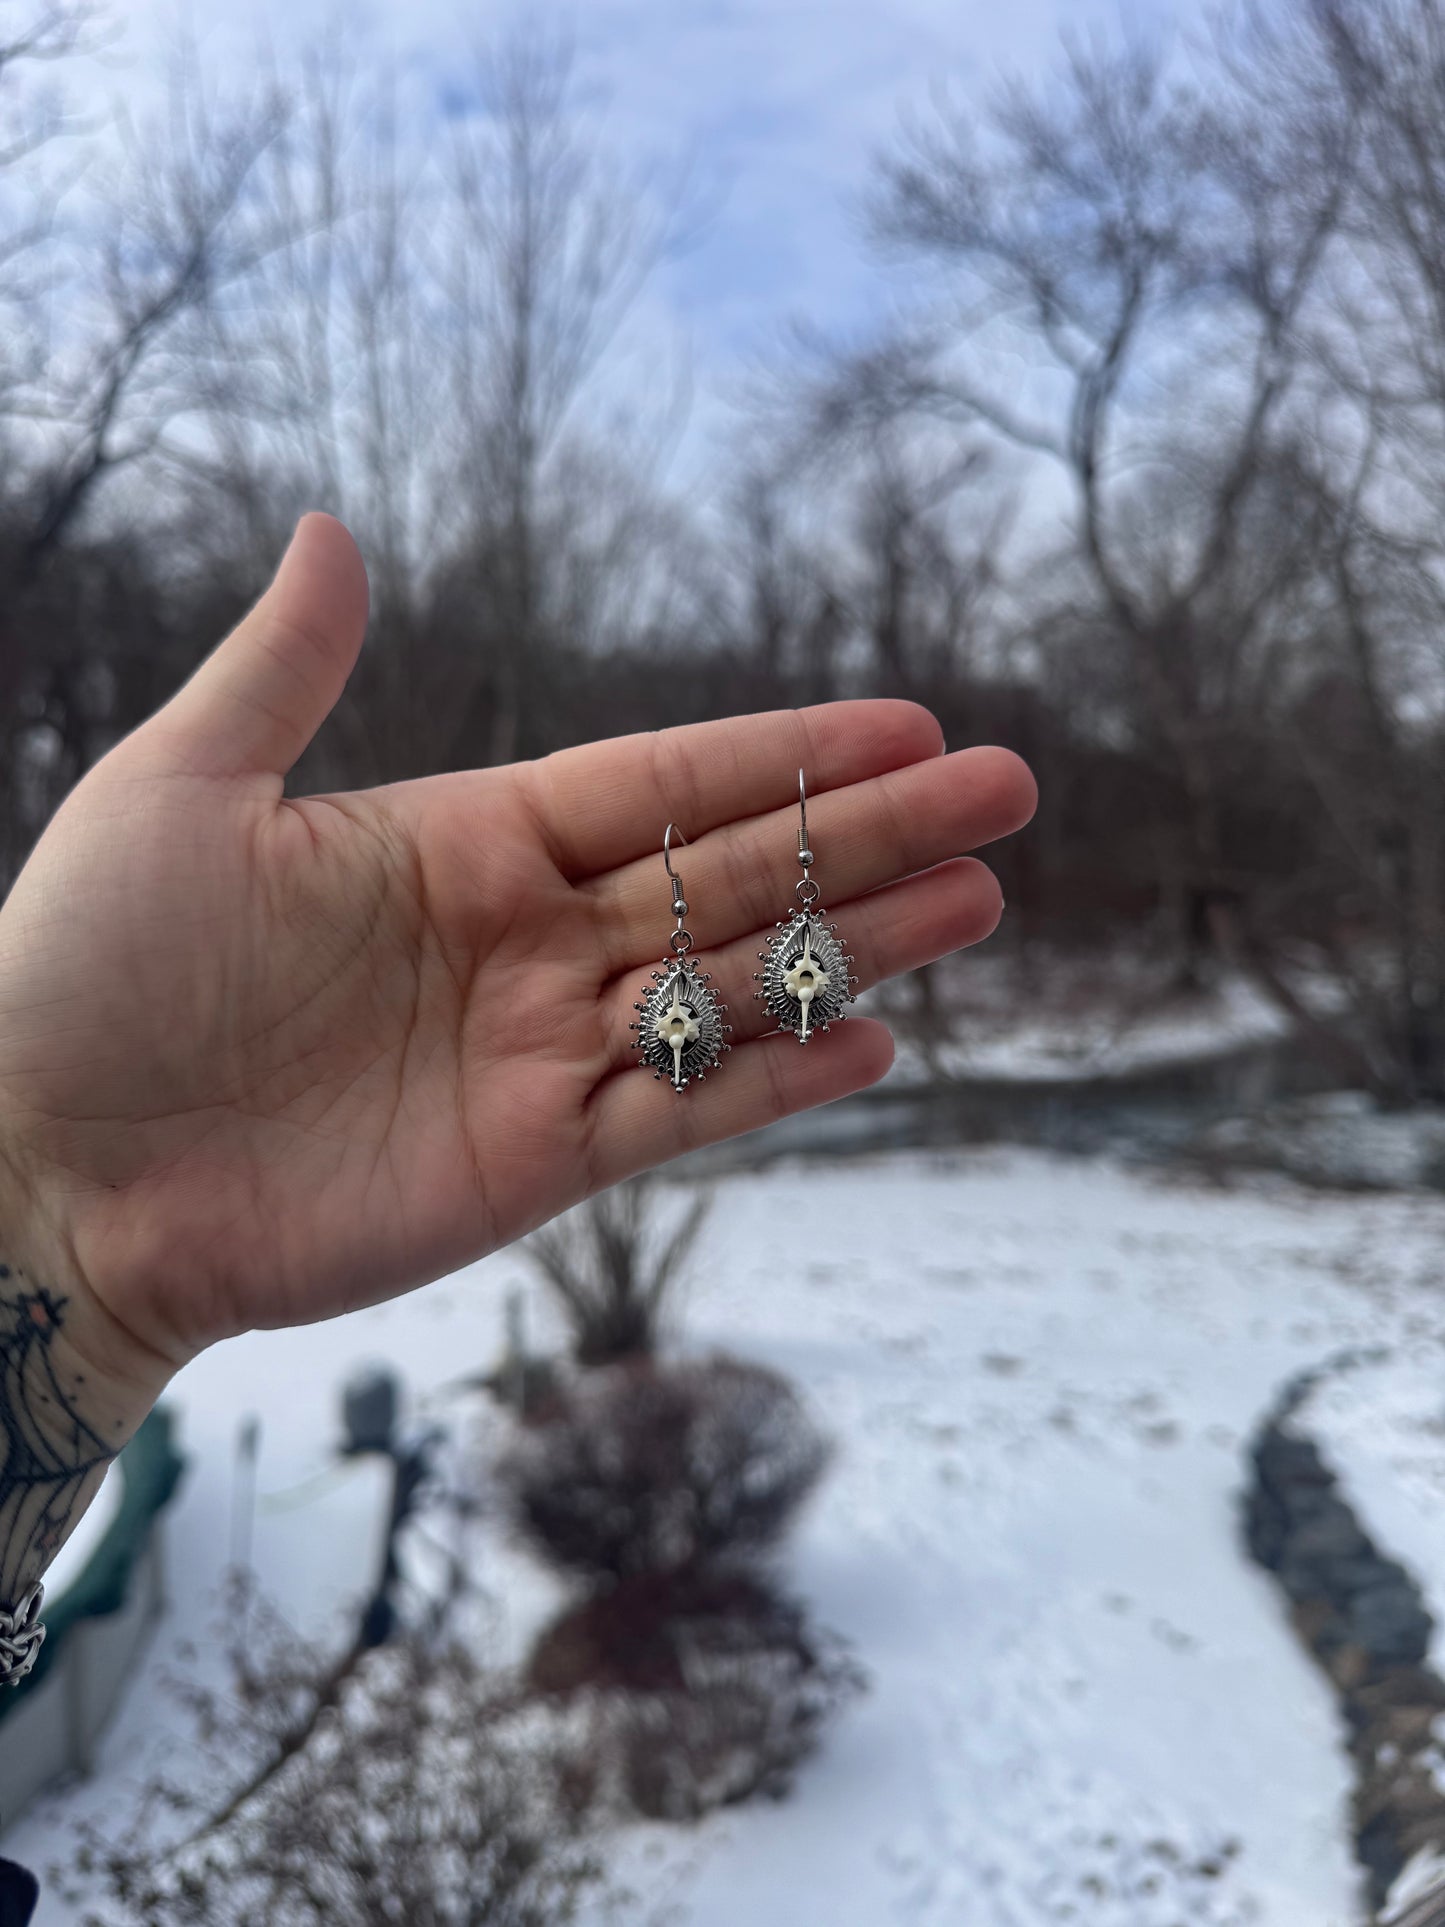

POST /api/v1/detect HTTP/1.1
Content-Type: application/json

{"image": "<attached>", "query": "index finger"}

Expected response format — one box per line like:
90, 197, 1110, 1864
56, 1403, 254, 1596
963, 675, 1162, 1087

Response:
526, 700, 944, 882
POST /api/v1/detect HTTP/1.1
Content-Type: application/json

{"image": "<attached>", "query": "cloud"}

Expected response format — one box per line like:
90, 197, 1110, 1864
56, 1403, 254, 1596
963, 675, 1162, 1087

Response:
76, 0, 1171, 471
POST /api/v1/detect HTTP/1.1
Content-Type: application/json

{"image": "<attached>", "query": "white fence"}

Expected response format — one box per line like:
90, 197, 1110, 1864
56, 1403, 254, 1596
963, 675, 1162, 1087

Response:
0, 1532, 166, 1821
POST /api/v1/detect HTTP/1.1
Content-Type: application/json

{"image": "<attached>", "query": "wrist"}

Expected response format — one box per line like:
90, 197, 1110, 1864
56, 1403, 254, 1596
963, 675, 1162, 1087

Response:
0, 1131, 173, 1447
0, 1138, 171, 1612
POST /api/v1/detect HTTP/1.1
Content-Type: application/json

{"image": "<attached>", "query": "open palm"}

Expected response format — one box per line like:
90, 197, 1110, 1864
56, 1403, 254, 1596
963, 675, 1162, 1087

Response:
0, 516, 1034, 1391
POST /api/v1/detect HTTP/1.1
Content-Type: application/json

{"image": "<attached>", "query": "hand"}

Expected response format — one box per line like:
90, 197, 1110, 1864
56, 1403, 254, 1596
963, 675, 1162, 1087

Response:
0, 516, 1035, 1416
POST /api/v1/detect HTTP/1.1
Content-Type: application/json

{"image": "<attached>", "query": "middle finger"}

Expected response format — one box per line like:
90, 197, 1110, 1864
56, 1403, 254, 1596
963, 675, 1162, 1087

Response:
585, 744, 1033, 976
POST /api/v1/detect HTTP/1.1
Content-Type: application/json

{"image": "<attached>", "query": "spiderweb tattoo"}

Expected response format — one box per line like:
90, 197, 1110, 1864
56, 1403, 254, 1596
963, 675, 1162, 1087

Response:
0, 1266, 118, 1601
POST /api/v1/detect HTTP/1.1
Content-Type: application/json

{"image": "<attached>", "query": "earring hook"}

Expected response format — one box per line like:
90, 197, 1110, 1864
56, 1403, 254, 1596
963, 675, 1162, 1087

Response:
797, 769, 813, 869
663, 823, 689, 922
663, 822, 687, 881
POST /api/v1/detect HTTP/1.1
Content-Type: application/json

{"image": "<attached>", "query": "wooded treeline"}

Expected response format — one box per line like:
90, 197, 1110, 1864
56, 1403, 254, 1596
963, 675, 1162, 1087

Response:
6, 0, 1445, 1098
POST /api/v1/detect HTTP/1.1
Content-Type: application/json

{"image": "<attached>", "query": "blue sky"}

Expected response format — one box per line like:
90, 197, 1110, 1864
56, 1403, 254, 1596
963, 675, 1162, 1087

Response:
105, 0, 1171, 466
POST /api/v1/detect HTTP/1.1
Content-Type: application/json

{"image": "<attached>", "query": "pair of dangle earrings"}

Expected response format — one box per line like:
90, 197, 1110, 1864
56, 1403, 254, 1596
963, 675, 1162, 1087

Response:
630, 770, 859, 1091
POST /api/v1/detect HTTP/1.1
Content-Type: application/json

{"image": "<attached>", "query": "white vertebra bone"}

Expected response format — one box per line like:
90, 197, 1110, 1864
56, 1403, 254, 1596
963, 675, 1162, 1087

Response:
656, 984, 700, 1087
783, 929, 831, 1041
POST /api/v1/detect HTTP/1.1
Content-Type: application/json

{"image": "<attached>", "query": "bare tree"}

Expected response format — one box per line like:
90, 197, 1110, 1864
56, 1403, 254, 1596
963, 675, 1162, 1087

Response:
0, 20, 302, 882
0, 2, 106, 434
858, 25, 1445, 1079
17, 50, 291, 573
154, 27, 691, 787
433, 28, 682, 767
1275, 0, 1445, 1097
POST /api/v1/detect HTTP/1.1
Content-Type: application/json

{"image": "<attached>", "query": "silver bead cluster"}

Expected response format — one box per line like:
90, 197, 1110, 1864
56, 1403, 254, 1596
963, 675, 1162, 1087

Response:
0, 1581, 46, 1687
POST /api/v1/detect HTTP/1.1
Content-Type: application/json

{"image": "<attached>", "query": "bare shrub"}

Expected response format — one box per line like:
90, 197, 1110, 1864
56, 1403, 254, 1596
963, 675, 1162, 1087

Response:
522, 1178, 710, 1367
609, 1634, 862, 1820
66, 1589, 600, 1927
529, 1563, 787, 1692
532, 1569, 866, 1821
498, 1353, 830, 1582
497, 1350, 857, 1826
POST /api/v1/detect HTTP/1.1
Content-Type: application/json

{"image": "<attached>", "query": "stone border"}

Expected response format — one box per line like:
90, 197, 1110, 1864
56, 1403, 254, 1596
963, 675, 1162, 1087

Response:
1245, 1361, 1445, 1923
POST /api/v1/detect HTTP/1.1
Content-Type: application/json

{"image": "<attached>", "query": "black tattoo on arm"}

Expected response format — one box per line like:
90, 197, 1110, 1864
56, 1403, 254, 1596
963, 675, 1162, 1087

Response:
0, 1265, 118, 1603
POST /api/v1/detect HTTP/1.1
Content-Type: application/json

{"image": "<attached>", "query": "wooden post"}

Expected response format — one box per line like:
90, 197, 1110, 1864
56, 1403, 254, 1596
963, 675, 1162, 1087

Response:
505, 1289, 527, 1414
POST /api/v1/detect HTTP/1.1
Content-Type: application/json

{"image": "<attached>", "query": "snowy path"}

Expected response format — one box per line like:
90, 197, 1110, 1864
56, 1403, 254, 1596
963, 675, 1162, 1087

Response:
16, 1149, 1445, 1924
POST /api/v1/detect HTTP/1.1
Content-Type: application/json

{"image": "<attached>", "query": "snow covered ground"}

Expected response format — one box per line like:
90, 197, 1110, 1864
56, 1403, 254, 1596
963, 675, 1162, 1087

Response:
16, 1148, 1445, 1924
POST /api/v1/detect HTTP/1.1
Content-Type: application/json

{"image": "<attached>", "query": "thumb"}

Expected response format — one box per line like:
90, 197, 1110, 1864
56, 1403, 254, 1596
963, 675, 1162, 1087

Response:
156, 513, 370, 782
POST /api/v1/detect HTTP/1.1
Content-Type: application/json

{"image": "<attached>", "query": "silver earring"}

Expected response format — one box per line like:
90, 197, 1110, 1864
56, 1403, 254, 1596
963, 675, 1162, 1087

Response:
755, 770, 857, 1043
630, 824, 732, 1091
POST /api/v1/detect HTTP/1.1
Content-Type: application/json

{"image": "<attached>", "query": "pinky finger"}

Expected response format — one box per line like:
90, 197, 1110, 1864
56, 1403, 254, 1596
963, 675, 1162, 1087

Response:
584, 1017, 896, 1188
